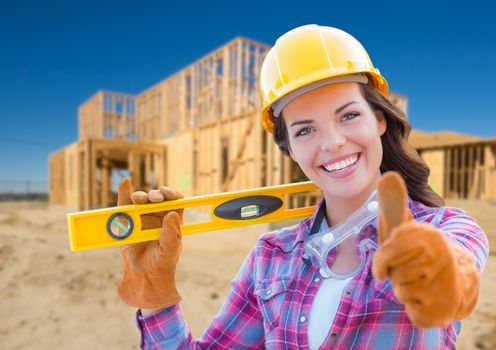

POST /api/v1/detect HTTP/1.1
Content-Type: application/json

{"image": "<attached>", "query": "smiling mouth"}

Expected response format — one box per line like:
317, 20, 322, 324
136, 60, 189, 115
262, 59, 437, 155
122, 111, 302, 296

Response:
320, 153, 361, 173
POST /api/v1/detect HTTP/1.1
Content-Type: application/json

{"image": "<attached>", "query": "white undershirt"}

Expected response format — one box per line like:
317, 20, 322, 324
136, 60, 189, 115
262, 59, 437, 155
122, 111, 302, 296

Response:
308, 277, 352, 350
307, 217, 353, 350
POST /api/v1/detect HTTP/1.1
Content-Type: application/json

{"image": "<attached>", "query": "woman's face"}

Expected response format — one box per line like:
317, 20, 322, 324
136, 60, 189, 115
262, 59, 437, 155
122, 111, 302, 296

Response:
283, 82, 386, 202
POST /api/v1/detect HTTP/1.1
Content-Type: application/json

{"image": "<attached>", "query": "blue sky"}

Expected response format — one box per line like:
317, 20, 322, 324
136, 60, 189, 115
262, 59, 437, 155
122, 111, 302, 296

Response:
0, 0, 494, 187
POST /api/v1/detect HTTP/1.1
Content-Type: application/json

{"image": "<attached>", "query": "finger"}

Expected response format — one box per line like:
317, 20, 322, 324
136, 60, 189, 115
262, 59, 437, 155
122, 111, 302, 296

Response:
389, 261, 431, 286
117, 178, 134, 206
148, 189, 165, 203
158, 211, 182, 256
131, 191, 149, 204
372, 221, 427, 280
392, 282, 427, 307
377, 214, 388, 246
377, 171, 411, 245
372, 252, 386, 281
159, 186, 184, 200
372, 246, 424, 281
373, 223, 430, 279
374, 221, 452, 282
141, 215, 164, 229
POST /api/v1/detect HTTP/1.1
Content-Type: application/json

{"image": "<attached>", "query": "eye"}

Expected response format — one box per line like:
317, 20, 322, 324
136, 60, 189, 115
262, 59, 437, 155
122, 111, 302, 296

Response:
340, 112, 360, 122
295, 126, 314, 137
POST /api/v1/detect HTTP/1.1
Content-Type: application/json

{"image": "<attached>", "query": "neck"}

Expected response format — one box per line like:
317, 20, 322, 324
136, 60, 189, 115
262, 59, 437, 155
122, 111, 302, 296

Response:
324, 175, 381, 227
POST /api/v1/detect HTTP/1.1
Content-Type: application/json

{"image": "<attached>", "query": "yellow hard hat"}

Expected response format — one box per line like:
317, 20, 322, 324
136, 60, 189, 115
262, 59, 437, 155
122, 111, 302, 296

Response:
260, 24, 388, 133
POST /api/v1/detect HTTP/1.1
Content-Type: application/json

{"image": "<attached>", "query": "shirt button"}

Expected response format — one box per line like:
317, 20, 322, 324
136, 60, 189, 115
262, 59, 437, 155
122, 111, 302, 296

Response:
300, 316, 307, 323
346, 290, 351, 295
331, 333, 337, 338
313, 277, 321, 283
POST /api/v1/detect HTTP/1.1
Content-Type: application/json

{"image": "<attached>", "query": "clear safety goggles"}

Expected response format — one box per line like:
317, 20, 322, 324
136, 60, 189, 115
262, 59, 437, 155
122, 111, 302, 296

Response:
302, 190, 379, 279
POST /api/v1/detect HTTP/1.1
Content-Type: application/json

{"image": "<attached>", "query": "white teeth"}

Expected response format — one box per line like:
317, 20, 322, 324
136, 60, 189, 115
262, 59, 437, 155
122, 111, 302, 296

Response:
323, 154, 358, 172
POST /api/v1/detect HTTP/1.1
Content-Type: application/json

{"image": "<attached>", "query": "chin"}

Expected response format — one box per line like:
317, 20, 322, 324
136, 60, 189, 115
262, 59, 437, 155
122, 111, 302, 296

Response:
320, 179, 373, 201
324, 188, 362, 200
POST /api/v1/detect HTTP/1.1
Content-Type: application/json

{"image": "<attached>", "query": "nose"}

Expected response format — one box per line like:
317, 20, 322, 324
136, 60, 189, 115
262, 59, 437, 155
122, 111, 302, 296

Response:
320, 127, 346, 152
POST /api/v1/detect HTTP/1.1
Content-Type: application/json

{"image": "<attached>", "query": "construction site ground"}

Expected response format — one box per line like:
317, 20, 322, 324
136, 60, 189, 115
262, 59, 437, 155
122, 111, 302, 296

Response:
0, 200, 494, 350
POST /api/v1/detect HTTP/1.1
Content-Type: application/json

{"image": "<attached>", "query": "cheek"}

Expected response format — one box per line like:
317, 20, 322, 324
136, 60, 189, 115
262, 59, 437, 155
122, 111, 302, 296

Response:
348, 126, 383, 157
292, 147, 311, 165
362, 132, 384, 164
345, 124, 374, 144
289, 140, 318, 167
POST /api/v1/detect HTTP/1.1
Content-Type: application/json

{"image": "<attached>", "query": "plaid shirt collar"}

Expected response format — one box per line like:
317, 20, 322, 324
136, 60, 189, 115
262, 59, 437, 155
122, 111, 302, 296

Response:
264, 192, 417, 253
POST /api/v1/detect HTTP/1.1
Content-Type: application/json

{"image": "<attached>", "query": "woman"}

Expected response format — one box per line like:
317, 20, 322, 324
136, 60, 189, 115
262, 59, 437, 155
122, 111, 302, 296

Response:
116, 25, 488, 349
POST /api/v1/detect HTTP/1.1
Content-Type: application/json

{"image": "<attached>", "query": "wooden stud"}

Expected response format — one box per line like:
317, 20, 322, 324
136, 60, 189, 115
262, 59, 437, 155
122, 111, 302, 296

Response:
51, 36, 496, 208
455, 147, 461, 199
101, 158, 110, 207
444, 147, 452, 197
460, 146, 466, 198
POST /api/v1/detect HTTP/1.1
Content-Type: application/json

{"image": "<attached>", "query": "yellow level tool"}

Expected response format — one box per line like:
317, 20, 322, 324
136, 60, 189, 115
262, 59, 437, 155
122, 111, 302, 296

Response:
68, 181, 320, 251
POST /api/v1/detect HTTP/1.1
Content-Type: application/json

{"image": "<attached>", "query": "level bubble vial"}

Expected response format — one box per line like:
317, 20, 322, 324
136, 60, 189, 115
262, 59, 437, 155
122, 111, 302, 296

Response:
107, 213, 134, 240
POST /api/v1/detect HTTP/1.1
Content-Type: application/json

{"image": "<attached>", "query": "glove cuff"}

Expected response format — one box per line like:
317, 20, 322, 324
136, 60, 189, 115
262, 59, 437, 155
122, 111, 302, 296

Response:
117, 281, 182, 309
450, 243, 480, 320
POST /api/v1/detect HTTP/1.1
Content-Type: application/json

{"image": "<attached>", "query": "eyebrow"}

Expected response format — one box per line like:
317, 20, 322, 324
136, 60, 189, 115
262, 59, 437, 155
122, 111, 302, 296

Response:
335, 101, 358, 114
289, 101, 359, 128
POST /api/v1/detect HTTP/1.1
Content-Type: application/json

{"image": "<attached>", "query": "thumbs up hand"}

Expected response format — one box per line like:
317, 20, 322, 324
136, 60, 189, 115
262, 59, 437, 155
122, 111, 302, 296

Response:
372, 172, 480, 328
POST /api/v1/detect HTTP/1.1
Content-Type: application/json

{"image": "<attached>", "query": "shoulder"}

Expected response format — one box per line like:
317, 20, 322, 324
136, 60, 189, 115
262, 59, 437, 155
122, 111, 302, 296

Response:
409, 199, 480, 228
256, 218, 312, 253
410, 199, 489, 271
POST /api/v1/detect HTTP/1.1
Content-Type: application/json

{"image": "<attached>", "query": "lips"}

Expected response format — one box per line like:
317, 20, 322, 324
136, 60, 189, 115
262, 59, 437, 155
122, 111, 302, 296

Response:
318, 153, 361, 180
320, 153, 360, 173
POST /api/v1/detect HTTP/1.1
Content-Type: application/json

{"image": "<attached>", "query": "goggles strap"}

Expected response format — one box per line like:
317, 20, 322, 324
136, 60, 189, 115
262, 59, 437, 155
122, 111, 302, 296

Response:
302, 201, 327, 266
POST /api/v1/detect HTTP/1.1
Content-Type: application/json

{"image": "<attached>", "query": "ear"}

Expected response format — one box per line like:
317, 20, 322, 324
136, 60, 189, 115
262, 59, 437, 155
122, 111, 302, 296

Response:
375, 110, 387, 136
288, 146, 294, 160
288, 145, 295, 161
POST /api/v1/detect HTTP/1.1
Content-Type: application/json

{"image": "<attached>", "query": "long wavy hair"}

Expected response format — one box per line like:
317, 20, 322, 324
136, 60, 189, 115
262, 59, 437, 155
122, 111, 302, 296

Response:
272, 80, 445, 207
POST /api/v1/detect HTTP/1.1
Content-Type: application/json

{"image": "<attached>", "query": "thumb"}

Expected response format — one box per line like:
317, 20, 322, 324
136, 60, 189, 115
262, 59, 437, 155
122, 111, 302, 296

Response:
158, 211, 182, 252
117, 177, 134, 206
377, 171, 412, 245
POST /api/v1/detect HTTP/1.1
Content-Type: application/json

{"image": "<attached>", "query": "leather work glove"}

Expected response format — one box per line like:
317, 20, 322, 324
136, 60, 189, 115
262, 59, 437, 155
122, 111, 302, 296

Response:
372, 172, 480, 328
116, 178, 184, 309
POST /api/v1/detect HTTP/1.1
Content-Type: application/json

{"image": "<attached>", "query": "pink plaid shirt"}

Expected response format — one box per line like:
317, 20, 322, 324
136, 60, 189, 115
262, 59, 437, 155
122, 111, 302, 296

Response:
136, 197, 488, 349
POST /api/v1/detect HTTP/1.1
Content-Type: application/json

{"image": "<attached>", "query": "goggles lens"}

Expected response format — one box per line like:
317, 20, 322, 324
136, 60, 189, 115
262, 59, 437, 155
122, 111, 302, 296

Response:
303, 190, 379, 279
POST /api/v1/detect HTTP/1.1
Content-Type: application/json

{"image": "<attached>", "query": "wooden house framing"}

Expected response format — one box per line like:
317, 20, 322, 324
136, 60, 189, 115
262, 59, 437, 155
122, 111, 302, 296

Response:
409, 131, 496, 200
49, 37, 496, 210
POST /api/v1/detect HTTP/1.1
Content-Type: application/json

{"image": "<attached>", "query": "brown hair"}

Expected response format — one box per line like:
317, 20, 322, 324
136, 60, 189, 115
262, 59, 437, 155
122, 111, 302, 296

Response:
273, 80, 445, 207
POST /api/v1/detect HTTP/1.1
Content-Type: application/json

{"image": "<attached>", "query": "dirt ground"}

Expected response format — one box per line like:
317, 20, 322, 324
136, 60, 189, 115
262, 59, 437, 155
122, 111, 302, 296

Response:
0, 199, 494, 349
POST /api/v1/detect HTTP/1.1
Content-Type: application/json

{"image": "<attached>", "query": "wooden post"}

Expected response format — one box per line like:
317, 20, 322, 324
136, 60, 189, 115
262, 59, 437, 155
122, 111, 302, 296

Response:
83, 140, 91, 209
145, 152, 152, 189
453, 147, 460, 199
444, 147, 451, 198
128, 151, 136, 186
467, 145, 475, 199
477, 145, 484, 198
460, 146, 467, 198
101, 158, 110, 208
